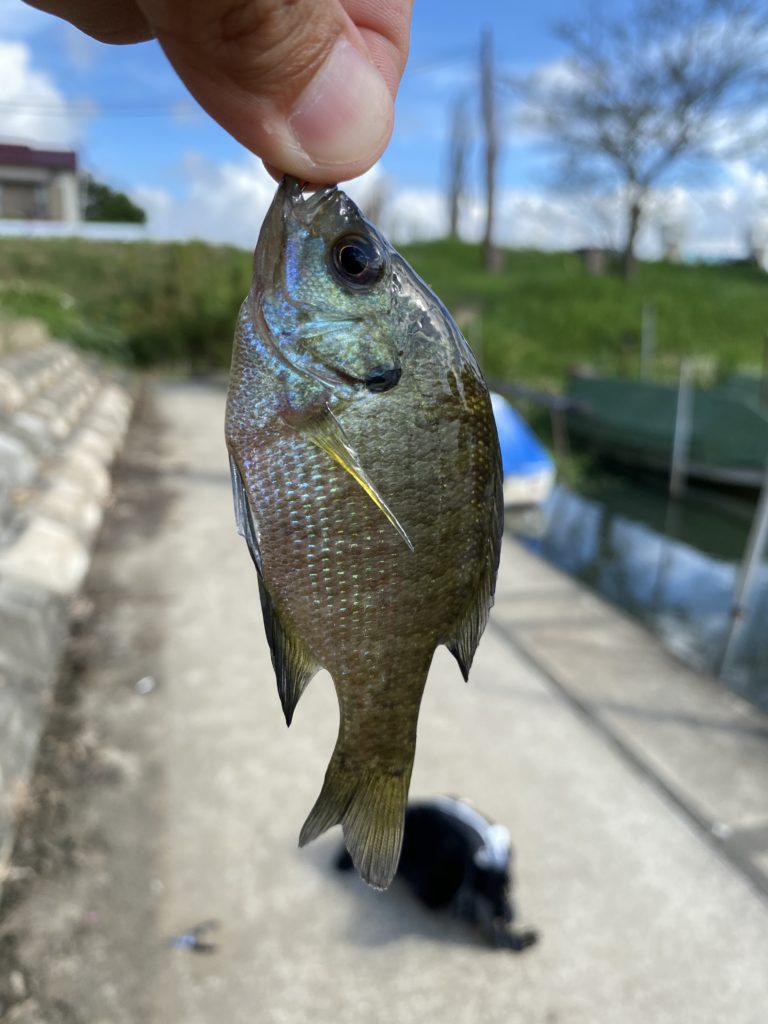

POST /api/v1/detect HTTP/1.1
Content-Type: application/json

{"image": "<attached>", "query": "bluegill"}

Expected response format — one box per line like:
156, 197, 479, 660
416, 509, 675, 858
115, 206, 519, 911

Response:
225, 177, 502, 889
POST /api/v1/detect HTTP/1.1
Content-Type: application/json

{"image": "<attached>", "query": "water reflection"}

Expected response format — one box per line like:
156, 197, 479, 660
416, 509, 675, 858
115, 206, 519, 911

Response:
525, 484, 768, 712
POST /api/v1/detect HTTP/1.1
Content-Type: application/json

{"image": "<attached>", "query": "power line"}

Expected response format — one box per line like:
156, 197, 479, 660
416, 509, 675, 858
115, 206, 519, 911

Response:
0, 99, 196, 118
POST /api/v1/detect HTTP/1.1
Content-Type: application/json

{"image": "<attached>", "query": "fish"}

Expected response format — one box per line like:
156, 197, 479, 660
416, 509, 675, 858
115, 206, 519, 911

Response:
225, 176, 503, 890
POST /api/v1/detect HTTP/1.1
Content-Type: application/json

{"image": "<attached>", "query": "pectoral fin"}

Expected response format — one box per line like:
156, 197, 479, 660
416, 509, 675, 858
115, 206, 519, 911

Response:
302, 406, 413, 552
229, 453, 318, 724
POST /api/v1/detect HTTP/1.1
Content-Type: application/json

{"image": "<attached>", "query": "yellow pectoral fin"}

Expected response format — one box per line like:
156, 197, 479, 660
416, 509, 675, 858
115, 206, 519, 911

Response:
303, 406, 414, 552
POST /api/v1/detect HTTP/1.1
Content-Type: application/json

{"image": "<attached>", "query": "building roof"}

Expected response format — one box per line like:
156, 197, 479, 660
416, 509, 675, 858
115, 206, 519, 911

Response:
0, 143, 77, 171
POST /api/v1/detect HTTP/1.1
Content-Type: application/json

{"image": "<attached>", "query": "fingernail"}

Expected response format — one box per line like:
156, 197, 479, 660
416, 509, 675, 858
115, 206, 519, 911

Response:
288, 37, 392, 169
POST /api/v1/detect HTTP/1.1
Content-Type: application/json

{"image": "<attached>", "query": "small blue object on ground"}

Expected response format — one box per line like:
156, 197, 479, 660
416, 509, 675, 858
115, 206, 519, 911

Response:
490, 393, 555, 508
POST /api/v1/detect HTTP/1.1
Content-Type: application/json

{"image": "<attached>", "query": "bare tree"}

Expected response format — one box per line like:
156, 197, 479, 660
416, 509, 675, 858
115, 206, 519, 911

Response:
480, 28, 502, 271
361, 176, 388, 227
447, 95, 470, 239
521, 0, 768, 277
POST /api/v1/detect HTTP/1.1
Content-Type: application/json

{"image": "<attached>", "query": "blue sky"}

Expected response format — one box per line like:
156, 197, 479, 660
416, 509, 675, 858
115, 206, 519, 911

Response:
1, 1, 567, 190
1, 0, 767, 257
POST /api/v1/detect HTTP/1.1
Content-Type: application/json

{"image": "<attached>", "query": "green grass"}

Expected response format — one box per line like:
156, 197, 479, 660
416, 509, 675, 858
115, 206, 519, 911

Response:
402, 239, 768, 389
0, 237, 251, 370
1, 235, 766, 384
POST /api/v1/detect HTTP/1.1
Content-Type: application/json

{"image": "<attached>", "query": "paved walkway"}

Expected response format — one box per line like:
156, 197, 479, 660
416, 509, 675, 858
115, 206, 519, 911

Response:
3, 380, 768, 1024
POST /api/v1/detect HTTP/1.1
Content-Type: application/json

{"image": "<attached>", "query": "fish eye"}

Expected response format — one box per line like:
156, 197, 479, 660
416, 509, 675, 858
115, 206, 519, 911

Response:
330, 234, 385, 288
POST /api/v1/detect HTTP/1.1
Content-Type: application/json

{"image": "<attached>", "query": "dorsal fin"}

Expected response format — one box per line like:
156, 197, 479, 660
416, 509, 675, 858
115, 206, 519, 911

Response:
446, 436, 504, 681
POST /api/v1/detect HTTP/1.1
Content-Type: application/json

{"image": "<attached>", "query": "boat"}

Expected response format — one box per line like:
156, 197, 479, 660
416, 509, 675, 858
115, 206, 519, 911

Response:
490, 392, 556, 508
565, 372, 768, 490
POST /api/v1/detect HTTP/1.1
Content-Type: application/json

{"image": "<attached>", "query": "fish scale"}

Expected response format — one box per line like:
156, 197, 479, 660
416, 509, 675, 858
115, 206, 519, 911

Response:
226, 177, 502, 889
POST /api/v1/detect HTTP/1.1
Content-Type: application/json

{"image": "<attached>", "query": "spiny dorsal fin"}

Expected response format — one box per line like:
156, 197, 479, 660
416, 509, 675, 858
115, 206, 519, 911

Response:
447, 435, 504, 681
301, 405, 413, 552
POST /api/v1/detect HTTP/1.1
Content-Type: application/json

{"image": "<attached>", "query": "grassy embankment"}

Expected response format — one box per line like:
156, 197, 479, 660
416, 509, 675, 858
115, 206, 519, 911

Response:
0, 238, 250, 370
0, 236, 766, 386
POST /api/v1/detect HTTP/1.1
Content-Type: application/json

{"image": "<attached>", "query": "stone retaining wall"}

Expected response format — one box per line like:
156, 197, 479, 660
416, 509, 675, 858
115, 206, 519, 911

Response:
0, 320, 133, 873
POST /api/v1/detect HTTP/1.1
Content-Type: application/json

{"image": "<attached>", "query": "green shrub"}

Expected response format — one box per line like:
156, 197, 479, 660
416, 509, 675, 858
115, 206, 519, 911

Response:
0, 237, 251, 369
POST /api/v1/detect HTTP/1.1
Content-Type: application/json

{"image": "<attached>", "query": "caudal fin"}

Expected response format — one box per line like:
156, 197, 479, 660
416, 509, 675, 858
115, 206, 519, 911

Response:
298, 747, 411, 890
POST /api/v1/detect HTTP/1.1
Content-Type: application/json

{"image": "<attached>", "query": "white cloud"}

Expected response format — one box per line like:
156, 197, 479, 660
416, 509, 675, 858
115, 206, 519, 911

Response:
128, 144, 768, 264
643, 162, 768, 259
414, 61, 476, 93
384, 187, 448, 242
389, 160, 768, 261
0, 39, 79, 147
133, 153, 275, 247
526, 55, 584, 93
133, 158, 393, 248
171, 100, 201, 125
60, 25, 100, 73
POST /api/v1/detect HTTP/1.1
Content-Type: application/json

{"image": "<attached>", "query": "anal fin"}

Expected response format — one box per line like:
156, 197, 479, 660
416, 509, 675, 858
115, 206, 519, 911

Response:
229, 453, 262, 572
447, 600, 488, 681
257, 576, 318, 726
229, 453, 318, 724
447, 494, 503, 681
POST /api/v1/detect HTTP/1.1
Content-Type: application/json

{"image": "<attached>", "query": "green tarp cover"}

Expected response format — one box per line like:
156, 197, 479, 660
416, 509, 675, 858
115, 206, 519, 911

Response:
567, 375, 768, 471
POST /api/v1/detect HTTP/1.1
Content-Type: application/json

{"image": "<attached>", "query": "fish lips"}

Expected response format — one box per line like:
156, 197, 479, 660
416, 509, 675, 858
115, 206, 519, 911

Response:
251, 176, 355, 302
281, 177, 339, 222
279, 176, 372, 239
250, 178, 328, 285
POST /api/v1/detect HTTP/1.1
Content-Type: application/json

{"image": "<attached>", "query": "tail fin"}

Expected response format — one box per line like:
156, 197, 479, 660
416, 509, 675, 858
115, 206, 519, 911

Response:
298, 746, 412, 890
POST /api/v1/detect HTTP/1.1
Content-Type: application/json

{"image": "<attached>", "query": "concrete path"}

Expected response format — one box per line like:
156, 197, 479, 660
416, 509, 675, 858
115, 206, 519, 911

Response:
3, 380, 768, 1024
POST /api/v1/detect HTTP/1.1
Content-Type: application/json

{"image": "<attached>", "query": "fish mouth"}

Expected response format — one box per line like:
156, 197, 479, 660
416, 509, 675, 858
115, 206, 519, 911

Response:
281, 176, 339, 223
251, 177, 338, 300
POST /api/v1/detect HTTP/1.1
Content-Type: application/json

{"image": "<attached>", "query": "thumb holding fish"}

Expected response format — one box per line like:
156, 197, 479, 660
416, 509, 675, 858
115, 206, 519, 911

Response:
24, 0, 413, 182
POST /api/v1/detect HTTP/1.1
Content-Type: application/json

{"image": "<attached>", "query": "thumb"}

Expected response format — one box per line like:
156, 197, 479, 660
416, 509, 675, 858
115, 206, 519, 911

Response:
138, 0, 401, 182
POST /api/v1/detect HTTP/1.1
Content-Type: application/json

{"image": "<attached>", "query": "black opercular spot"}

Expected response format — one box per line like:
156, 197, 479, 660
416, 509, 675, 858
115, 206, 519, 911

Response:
331, 233, 385, 288
365, 365, 401, 393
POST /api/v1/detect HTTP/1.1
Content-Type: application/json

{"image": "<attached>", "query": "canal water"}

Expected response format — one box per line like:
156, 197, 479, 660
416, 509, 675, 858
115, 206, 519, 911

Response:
521, 471, 768, 713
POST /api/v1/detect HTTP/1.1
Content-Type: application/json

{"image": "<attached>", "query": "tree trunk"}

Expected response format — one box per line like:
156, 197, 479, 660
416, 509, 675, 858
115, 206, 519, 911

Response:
480, 29, 501, 272
622, 196, 642, 279
448, 96, 469, 239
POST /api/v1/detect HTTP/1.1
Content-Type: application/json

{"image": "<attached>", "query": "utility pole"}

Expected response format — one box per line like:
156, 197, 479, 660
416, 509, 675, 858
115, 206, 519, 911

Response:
640, 303, 656, 379
669, 359, 693, 500
447, 95, 470, 239
480, 29, 500, 272
719, 464, 768, 679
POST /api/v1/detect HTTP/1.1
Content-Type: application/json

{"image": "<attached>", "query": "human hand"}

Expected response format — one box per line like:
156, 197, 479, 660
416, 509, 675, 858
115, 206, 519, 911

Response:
24, 0, 413, 182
